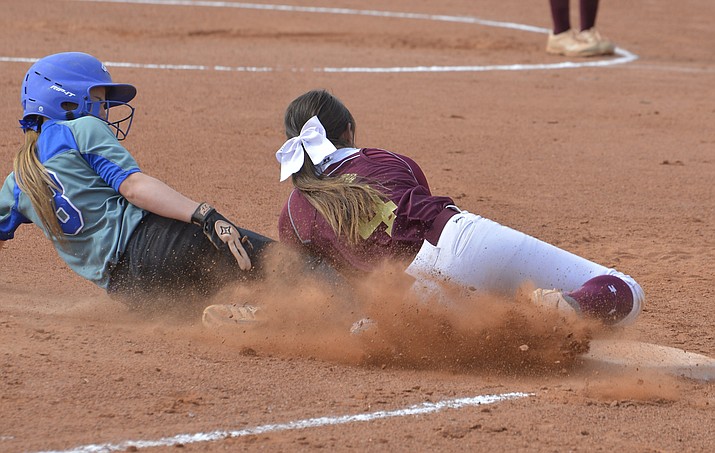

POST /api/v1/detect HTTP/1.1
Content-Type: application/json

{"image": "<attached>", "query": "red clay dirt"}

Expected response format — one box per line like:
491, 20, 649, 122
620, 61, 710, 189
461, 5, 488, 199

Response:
1, 0, 715, 451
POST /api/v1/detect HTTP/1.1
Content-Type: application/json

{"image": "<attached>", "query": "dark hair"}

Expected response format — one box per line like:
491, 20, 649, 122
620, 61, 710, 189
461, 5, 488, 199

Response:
283, 90, 386, 245
284, 89, 355, 149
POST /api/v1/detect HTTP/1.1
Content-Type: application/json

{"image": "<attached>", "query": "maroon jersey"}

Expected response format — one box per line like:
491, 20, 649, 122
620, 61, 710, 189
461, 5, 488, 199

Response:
278, 148, 456, 272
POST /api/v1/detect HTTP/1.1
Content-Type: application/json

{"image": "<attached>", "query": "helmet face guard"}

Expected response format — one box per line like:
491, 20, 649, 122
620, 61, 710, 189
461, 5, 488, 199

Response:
20, 52, 137, 140
86, 99, 135, 141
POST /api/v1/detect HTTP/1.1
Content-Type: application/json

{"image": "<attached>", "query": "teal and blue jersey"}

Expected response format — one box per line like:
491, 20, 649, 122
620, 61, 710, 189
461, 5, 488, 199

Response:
0, 116, 147, 288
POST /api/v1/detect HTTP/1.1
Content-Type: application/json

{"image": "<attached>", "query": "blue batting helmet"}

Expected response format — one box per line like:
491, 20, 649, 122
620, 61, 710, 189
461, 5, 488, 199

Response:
20, 52, 137, 139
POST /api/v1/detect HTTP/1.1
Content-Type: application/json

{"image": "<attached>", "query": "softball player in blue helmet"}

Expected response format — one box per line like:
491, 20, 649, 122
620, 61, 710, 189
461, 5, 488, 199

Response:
1, 52, 274, 311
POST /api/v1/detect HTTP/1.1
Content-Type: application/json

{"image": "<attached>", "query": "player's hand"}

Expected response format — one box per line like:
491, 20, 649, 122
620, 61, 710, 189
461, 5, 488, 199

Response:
191, 203, 252, 271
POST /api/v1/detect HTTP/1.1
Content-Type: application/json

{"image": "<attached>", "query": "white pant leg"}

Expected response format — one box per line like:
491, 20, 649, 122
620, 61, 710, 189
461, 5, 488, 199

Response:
406, 212, 644, 310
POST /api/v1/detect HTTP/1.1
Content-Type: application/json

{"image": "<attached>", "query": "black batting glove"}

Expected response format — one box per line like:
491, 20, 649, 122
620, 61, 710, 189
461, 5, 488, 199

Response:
191, 202, 252, 270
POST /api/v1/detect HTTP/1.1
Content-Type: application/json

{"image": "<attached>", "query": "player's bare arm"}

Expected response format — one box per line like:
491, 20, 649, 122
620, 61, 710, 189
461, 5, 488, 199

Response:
118, 172, 198, 223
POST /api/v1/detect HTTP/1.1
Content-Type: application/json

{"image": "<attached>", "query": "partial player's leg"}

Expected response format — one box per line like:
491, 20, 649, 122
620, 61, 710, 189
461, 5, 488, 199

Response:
406, 212, 644, 325
108, 214, 275, 311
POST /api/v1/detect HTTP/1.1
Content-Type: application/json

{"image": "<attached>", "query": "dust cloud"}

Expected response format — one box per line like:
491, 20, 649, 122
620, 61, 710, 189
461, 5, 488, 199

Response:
200, 248, 597, 377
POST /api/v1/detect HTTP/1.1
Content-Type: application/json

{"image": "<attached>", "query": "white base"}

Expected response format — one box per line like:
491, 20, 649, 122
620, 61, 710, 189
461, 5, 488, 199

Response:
582, 339, 715, 381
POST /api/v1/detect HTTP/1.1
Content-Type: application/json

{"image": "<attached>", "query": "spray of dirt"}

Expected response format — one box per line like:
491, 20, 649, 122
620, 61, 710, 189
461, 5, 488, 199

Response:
199, 247, 597, 378
582, 371, 682, 403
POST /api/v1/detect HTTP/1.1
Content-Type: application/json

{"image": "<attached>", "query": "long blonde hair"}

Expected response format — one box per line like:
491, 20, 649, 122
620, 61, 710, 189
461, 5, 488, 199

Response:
292, 159, 386, 245
13, 125, 64, 240
286, 90, 386, 245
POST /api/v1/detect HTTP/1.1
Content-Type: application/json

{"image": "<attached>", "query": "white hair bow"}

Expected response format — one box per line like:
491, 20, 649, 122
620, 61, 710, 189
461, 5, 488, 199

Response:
276, 115, 337, 182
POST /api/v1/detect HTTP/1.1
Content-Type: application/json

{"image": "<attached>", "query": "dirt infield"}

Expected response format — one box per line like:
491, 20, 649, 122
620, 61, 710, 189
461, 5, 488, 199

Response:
2, 0, 715, 451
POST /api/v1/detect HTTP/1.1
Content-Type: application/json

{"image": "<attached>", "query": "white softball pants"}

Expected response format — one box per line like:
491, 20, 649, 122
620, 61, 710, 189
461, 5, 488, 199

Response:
406, 211, 644, 321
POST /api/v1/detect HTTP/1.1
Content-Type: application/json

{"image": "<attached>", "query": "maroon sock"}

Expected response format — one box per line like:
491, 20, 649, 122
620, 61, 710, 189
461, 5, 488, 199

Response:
566, 275, 633, 324
549, 0, 571, 34
579, 0, 600, 31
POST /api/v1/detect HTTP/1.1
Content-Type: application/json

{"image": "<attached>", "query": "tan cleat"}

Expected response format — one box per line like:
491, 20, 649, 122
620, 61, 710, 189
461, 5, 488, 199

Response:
202, 303, 261, 328
350, 317, 378, 335
546, 29, 615, 57
546, 30, 581, 56
530, 288, 581, 316
576, 28, 615, 56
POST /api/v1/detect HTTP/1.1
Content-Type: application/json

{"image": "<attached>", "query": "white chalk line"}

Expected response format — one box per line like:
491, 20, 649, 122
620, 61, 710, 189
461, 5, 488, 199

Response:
0, 0, 638, 73
35, 392, 532, 453
82, 0, 549, 33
